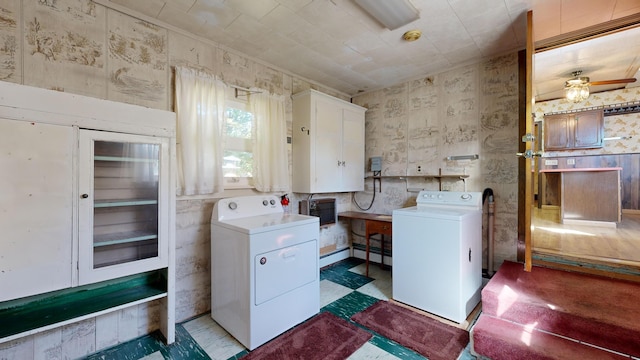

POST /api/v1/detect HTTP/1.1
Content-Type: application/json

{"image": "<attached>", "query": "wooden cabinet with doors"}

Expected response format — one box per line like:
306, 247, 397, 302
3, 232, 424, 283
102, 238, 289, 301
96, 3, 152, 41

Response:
543, 109, 604, 150
292, 89, 367, 193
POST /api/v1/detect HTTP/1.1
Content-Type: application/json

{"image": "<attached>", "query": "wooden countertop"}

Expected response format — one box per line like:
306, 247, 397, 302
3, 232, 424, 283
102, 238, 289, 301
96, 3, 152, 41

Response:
539, 167, 622, 173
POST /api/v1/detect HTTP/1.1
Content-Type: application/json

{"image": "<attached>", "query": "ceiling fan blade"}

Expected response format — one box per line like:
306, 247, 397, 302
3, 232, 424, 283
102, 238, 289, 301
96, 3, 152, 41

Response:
589, 78, 637, 86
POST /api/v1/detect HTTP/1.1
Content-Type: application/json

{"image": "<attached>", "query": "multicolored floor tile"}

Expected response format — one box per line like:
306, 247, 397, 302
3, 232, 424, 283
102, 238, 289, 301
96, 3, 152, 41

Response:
84, 258, 476, 360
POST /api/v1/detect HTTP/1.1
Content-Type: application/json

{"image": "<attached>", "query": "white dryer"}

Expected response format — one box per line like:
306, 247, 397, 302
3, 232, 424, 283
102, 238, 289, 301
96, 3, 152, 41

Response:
392, 190, 482, 324
211, 195, 319, 350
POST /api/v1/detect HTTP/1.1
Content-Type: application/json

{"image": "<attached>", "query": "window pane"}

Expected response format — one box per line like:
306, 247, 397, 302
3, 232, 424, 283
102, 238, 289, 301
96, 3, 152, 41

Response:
223, 150, 253, 178
225, 107, 253, 139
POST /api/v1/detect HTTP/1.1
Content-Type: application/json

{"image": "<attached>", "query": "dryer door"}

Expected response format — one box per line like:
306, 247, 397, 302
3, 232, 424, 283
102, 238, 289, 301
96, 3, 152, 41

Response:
254, 239, 317, 305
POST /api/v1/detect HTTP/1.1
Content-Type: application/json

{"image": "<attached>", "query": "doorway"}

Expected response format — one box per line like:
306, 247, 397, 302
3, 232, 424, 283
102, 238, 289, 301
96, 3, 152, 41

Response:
527, 24, 640, 275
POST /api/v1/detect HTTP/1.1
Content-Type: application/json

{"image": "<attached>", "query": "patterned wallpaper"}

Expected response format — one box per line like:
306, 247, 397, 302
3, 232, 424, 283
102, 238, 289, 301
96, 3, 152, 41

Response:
352, 53, 520, 272
0, 1, 522, 357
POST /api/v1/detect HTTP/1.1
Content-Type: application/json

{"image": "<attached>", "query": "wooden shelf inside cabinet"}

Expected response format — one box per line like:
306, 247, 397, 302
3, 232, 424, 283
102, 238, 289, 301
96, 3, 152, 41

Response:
0, 270, 167, 342
94, 155, 158, 163
94, 230, 158, 247
94, 199, 158, 208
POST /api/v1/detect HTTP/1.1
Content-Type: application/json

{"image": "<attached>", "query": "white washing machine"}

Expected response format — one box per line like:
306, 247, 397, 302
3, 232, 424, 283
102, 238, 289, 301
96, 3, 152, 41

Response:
210, 195, 320, 350
392, 190, 483, 324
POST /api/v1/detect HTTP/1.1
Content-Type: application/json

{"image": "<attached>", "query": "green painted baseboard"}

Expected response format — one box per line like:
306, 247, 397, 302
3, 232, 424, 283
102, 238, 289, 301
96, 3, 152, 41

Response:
0, 269, 167, 340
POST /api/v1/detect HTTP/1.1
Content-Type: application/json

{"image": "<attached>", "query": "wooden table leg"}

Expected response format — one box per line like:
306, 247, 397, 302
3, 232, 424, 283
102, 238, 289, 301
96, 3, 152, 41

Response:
365, 223, 370, 277
380, 234, 384, 270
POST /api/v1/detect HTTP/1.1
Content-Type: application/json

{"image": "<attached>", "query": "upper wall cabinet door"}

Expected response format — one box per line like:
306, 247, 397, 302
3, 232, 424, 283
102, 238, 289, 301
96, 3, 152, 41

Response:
292, 90, 366, 193
543, 113, 571, 150
543, 109, 604, 151
573, 110, 604, 148
340, 107, 366, 191
78, 129, 170, 285
0, 119, 74, 302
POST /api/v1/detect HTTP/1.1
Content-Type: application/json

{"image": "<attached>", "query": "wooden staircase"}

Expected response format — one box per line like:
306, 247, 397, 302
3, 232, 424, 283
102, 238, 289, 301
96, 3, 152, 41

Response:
470, 261, 640, 359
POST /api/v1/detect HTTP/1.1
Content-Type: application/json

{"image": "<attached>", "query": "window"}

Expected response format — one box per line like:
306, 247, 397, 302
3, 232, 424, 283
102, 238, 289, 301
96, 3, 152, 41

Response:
223, 100, 254, 188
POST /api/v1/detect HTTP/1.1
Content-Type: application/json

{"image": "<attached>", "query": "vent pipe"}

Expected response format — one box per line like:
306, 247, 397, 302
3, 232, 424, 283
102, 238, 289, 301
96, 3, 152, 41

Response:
482, 188, 495, 277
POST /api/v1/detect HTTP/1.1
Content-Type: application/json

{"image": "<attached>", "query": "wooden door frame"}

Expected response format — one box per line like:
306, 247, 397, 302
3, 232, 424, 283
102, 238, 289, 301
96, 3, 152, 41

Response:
517, 11, 534, 271
518, 12, 640, 272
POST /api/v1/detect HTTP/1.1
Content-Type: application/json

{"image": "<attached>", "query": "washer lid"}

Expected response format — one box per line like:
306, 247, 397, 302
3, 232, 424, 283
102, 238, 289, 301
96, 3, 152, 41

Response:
213, 213, 319, 234
392, 206, 478, 220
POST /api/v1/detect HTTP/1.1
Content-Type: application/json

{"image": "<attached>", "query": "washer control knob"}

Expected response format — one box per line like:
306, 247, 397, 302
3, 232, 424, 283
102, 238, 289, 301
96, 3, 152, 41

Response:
461, 193, 471, 200
260, 257, 267, 265
437, 194, 443, 199
262, 200, 268, 206
228, 202, 237, 210
270, 199, 276, 205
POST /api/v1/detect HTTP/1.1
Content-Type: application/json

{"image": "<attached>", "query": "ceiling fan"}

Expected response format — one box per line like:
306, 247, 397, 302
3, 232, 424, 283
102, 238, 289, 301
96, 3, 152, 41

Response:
564, 70, 637, 103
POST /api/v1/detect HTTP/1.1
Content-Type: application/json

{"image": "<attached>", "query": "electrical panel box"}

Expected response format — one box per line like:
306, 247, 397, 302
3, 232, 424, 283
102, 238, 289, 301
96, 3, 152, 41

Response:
370, 156, 382, 172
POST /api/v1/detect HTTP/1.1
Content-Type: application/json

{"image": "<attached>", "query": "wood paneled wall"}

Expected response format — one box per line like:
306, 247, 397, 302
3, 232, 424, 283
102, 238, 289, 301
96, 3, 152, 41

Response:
539, 153, 640, 210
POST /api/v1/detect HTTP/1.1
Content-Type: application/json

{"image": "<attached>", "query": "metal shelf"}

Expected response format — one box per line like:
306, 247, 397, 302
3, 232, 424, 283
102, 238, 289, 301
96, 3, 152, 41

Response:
365, 168, 469, 191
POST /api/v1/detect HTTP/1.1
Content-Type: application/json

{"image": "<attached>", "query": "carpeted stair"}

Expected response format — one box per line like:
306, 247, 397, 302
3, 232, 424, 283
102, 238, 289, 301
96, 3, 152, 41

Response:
471, 261, 640, 359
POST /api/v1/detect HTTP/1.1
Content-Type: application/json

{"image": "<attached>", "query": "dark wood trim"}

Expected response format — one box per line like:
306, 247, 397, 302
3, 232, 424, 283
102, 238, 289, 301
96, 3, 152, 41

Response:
535, 13, 640, 52
517, 48, 527, 264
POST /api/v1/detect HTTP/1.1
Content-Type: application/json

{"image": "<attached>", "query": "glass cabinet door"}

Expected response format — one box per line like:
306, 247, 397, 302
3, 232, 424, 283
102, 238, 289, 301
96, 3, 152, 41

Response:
79, 130, 169, 285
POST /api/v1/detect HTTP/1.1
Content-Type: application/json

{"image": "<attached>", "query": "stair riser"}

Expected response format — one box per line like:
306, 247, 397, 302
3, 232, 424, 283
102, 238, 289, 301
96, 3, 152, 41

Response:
471, 315, 630, 360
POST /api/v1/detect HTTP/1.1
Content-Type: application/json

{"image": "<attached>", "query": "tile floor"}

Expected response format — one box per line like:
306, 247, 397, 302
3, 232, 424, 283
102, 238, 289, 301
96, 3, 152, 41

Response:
85, 258, 477, 360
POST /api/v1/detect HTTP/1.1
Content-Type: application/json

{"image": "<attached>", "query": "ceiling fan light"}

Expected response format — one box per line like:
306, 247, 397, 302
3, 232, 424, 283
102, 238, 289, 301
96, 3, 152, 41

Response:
565, 83, 589, 103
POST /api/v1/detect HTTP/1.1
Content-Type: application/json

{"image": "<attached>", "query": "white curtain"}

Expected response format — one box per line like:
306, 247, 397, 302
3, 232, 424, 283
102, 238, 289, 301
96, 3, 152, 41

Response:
249, 90, 290, 192
174, 66, 227, 195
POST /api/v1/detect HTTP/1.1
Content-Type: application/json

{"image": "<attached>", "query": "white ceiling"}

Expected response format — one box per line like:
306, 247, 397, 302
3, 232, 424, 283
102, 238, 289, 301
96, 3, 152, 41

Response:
99, 0, 640, 99
534, 26, 640, 102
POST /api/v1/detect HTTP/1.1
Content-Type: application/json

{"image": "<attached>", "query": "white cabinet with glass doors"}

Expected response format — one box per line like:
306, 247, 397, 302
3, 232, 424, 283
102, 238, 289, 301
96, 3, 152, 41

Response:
0, 81, 175, 345
78, 130, 170, 285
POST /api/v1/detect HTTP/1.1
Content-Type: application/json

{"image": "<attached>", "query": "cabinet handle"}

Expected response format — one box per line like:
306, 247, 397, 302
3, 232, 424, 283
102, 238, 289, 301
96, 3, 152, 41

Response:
81, 194, 89, 199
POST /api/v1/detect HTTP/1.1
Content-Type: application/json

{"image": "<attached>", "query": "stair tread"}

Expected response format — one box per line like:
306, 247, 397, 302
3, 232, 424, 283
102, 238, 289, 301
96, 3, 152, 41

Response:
471, 314, 630, 360
479, 261, 640, 357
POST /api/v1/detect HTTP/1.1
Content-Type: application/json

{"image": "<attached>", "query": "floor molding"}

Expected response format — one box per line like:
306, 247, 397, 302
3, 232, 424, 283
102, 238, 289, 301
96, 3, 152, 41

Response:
320, 248, 351, 268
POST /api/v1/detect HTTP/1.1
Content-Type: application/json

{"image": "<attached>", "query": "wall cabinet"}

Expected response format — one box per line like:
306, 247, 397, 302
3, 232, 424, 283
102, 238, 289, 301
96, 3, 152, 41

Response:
543, 109, 604, 150
0, 82, 175, 344
292, 90, 366, 193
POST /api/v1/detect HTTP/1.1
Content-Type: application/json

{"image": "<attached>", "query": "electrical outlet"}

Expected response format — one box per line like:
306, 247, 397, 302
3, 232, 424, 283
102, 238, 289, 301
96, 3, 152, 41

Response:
567, 158, 575, 165
417, 165, 422, 173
